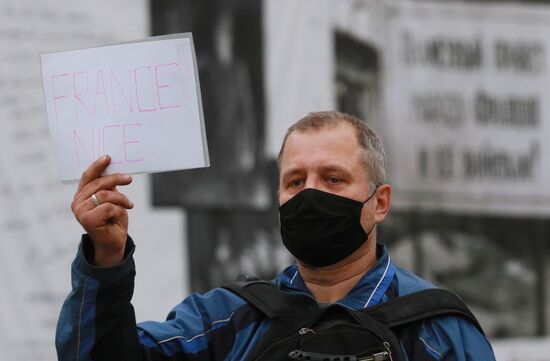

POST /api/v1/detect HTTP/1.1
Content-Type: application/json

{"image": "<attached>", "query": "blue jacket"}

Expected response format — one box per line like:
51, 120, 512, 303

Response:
56, 236, 495, 361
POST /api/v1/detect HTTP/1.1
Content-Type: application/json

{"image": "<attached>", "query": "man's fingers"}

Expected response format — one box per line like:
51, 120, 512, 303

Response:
76, 155, 111, 195
97, 204, 126, 224
73, 190, 134, 215
76, 173, 132, 203
80, 203, 126, 227
95, 190, 134, 209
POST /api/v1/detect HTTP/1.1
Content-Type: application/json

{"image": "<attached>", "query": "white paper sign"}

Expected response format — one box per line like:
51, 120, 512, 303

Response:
41, 33, 209, 183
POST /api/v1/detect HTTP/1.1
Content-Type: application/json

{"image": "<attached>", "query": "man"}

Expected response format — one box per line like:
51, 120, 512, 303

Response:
57, 111, 495, 360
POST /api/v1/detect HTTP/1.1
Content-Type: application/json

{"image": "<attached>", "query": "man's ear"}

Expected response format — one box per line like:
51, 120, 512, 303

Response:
374, 184, 392, 223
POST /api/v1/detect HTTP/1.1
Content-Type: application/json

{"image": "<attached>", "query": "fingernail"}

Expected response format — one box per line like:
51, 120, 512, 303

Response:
125, 175, 132, 182
100, 155, 108, 162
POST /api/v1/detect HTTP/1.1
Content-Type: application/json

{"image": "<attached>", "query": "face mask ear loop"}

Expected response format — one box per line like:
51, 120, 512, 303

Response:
362, 186, 379, 204
362, 186, 379, 236
365, 219, 377, 235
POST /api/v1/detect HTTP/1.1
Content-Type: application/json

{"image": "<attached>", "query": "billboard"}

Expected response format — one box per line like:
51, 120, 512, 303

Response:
384, 1, 550, 216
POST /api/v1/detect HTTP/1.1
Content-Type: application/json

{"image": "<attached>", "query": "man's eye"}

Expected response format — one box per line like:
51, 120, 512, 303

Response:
289, 179, 304, 188
327, 177, 341, 184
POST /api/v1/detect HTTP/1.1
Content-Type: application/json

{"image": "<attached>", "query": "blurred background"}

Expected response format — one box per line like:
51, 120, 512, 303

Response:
0, 0, 549, 360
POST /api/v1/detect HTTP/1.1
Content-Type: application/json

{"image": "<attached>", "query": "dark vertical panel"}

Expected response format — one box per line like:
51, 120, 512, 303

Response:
534, 220, 547, 336
150, 0, 286, 292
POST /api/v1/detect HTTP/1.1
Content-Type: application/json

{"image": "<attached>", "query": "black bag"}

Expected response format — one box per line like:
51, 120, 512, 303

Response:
225, 278, 484, 361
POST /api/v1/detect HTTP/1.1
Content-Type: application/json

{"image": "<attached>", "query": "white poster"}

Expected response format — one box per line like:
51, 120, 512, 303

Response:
41, 34, 209, 182
384, 1, 550, 216
0, 2, 185, 360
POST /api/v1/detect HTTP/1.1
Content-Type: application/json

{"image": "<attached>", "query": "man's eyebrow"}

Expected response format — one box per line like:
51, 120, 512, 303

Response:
281, 165, 354, 178
281, 168, 304, 179
319, 165, 353, 176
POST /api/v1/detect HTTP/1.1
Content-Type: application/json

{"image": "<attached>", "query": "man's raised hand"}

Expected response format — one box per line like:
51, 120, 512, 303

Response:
71, 155, 134, 267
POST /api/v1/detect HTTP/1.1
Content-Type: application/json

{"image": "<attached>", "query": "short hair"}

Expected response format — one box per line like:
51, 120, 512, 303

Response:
277, 111, 386, 191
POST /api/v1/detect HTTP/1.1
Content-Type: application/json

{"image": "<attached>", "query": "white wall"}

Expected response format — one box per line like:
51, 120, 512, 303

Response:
493, 338, 550, 361
0, 1, 186, 360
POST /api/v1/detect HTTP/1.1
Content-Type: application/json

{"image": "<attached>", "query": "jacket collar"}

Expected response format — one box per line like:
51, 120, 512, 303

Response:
276, 243, 396, 310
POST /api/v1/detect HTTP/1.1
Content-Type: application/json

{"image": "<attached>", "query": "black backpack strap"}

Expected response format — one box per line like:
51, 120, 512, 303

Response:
224, 276, 318, 319
225, 277, 324, 361
226, 277, 484, 333
365, 288, 485, 334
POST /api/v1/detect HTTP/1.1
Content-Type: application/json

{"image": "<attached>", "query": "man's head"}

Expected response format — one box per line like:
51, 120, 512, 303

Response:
277, 111, 391, 268
278, 111, 386, 192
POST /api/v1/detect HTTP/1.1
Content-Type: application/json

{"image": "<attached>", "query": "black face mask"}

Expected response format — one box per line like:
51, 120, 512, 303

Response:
279, 188, 377, 267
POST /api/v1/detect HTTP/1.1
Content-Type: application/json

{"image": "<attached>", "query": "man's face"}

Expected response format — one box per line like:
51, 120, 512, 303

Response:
278, 122, 375, 232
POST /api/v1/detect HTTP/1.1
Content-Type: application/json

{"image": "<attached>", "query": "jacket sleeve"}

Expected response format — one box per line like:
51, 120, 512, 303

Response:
56, 235, 148, 361
55, 235, 264, 361
401, 315, 496, 361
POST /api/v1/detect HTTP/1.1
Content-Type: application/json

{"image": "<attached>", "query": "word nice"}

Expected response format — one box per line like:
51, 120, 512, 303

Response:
73, 123, 144, 166
50, 62, 182, 123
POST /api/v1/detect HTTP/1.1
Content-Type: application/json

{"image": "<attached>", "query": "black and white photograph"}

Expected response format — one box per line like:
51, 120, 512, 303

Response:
0, 0, 549, 360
